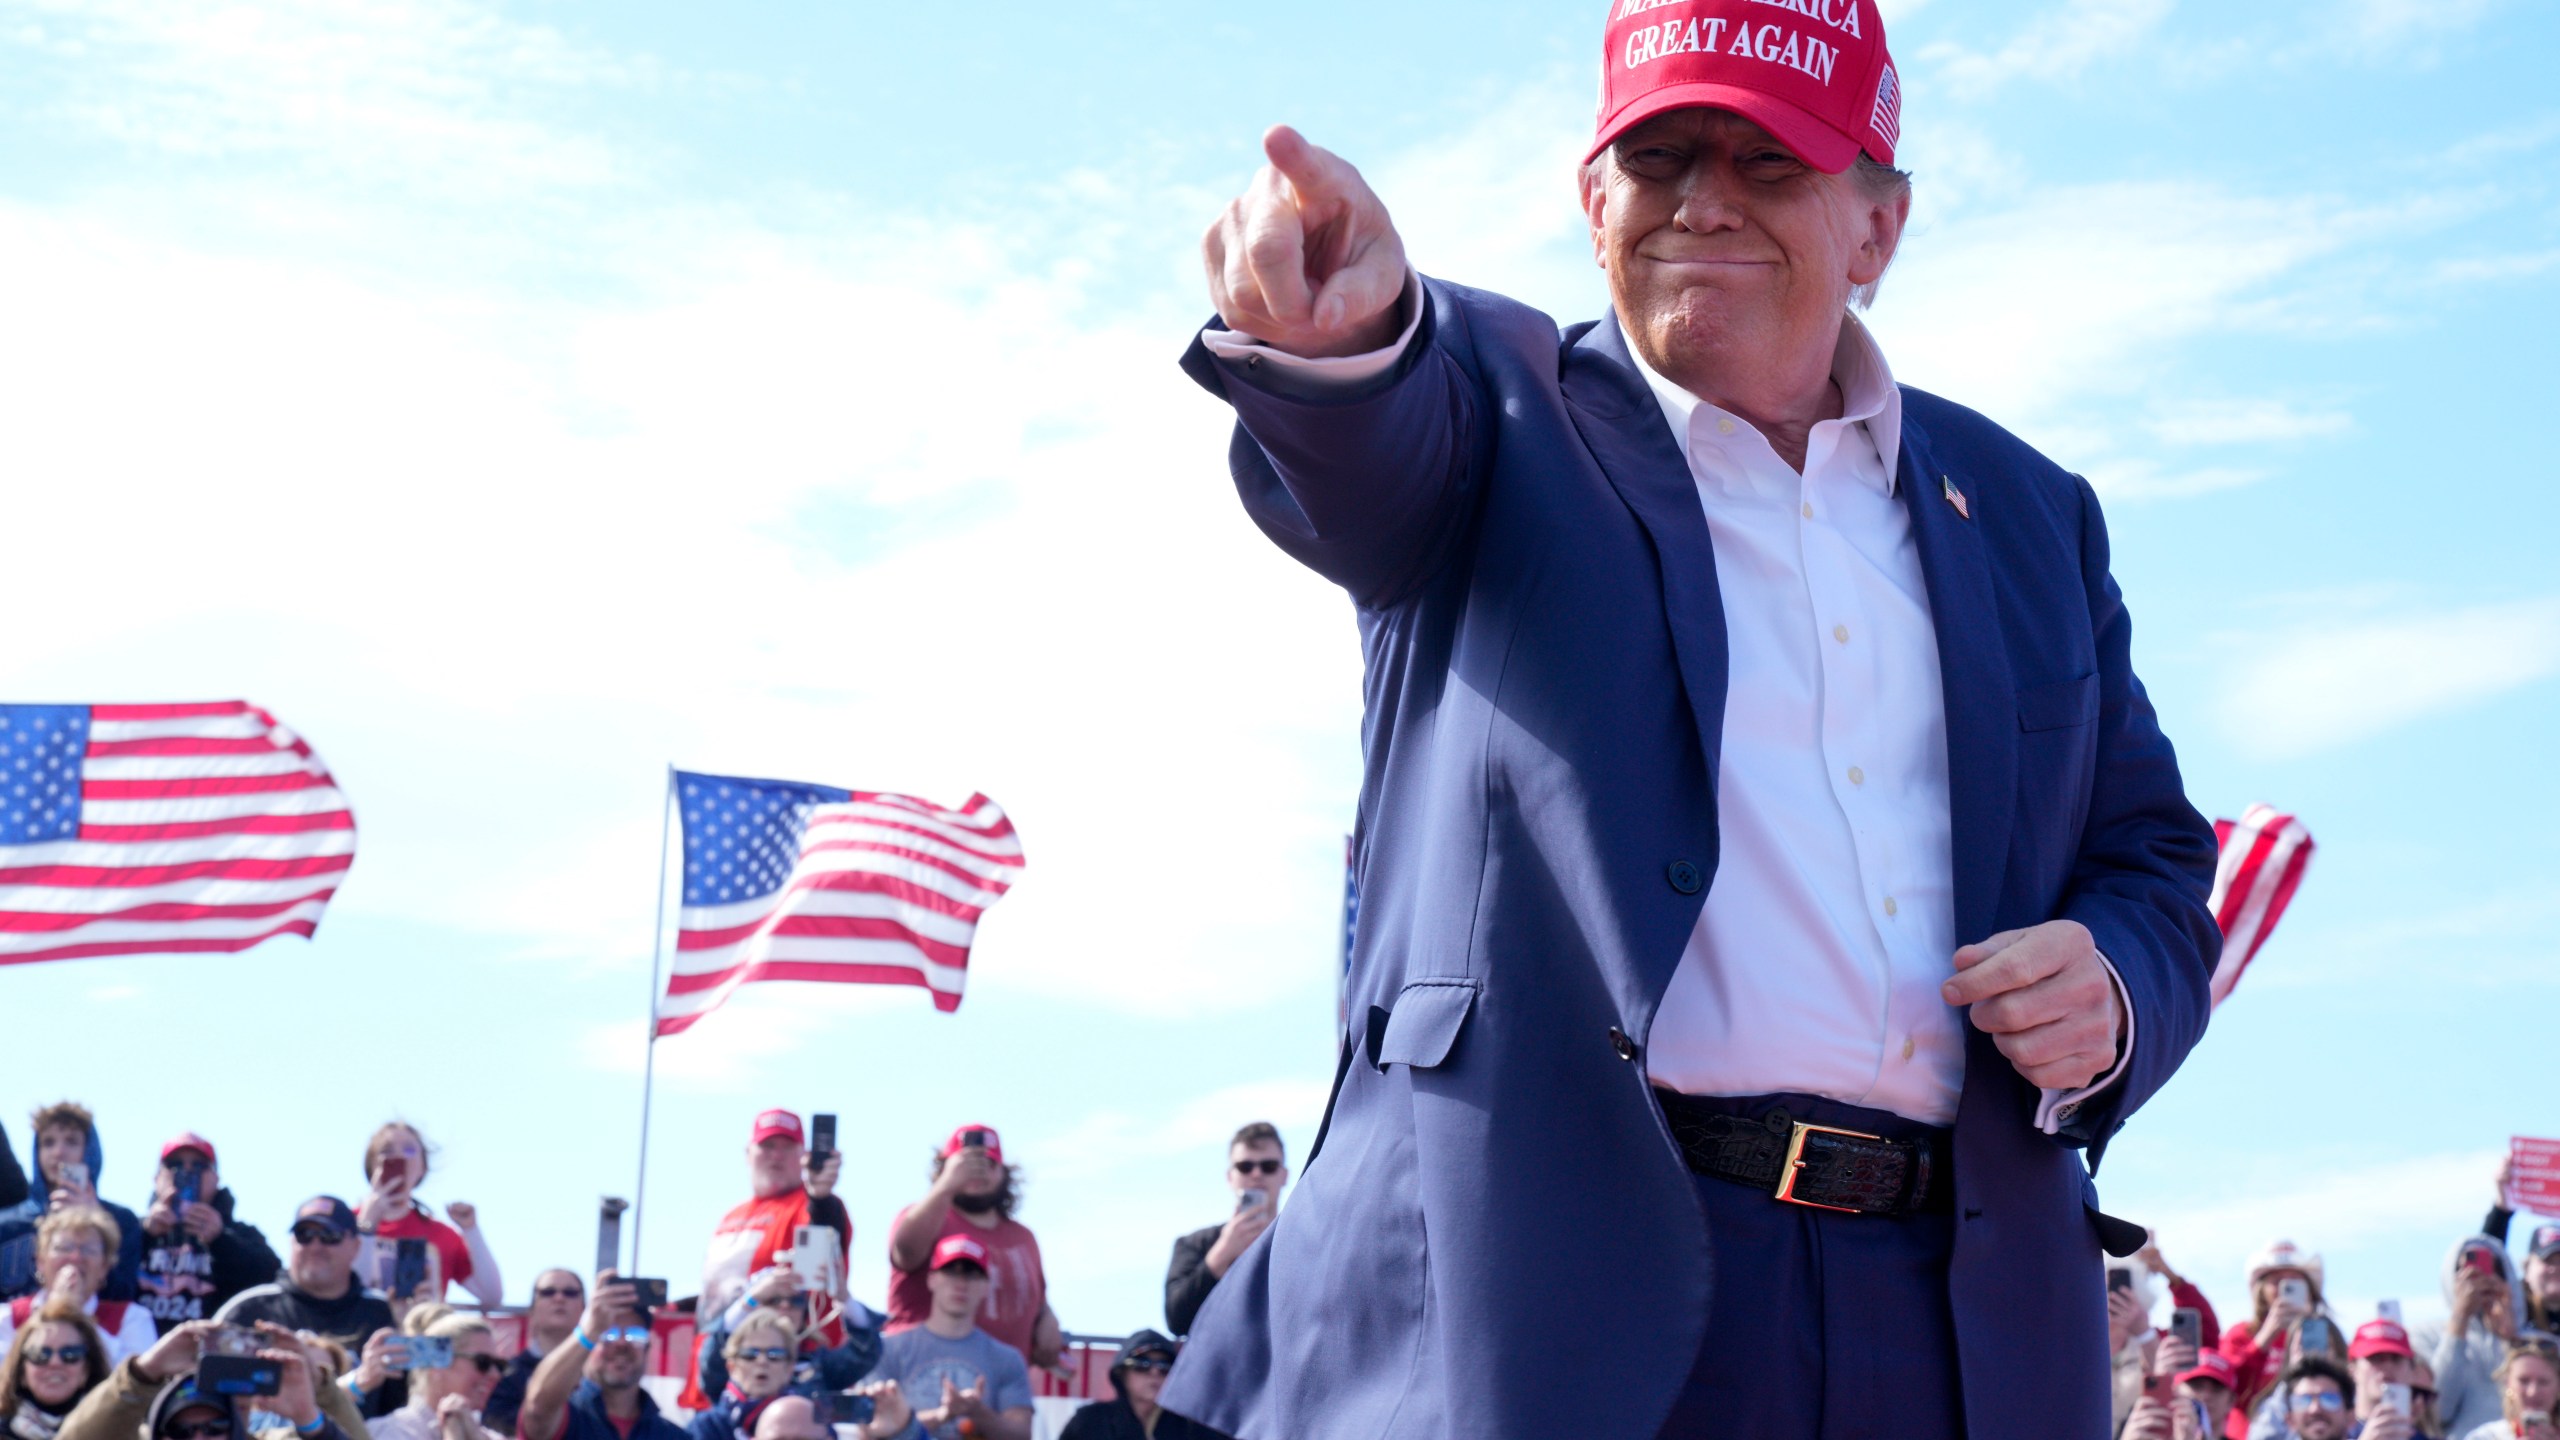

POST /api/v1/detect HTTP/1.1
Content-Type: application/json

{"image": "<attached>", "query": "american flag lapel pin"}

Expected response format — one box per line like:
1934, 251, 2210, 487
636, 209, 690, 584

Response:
1941, 475, 1971, 521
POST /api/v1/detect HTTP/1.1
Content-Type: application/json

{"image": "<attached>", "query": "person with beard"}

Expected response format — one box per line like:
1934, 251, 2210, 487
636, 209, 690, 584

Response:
217, 1197, 394, 1419
135, 1139, 278, 1331
516, 1275, 685, 1440
883, 1129, 1057, 1371
0, 1303, 110, 1440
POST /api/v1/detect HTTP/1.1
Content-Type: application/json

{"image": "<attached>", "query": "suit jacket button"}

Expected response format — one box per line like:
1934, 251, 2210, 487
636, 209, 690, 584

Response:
1608, 1026, 1638, 1062
1666, 860, 1702, 895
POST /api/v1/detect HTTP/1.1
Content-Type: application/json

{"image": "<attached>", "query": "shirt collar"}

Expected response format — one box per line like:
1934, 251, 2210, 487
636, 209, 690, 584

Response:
1623, 311, 1904, 494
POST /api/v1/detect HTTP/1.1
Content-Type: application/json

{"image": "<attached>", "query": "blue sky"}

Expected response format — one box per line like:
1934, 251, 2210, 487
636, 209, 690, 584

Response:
0, 0, 2554, 1340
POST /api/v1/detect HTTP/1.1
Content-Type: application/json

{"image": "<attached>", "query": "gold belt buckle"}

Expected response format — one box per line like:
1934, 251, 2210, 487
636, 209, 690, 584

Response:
1773, 1120, 1882, 1214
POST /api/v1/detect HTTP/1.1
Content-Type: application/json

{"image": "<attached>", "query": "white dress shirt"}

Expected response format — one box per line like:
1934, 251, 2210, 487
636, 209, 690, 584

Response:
1205, 284, 2126, 1132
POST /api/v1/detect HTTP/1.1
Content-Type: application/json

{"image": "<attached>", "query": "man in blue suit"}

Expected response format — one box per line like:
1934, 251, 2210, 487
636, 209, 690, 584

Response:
1159, 0, 2221, 1437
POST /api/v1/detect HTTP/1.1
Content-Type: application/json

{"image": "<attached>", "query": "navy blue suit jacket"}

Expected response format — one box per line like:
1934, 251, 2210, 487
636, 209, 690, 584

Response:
1160, 279, 2220, 1440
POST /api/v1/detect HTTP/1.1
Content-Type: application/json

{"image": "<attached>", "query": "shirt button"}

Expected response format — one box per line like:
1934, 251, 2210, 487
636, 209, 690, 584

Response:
1901, 1035, 1917, 1061
1832, 624, 1850, 645
1608, 1026, 1639, 1062
1801, 502, 1815, 519
1883, 896, 1900, 917
1847, 766, 1865, 786
1716, 417, 1736, 436
1666, 860, 1703, 895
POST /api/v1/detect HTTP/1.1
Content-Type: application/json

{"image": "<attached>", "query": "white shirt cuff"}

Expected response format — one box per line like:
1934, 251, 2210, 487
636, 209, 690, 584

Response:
1198, 270, 1423, 387
2035, 950, 2134, 1135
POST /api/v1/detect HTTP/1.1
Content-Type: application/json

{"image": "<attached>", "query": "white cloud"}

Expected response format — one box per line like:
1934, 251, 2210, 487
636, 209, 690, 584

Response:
2344, 0, 2503, 54
2431, 248, 2560, 285
2145, 398, 2353, 447
1918, 0, 2174, 94
2085, 461, 2269, 502
2215, 597, 2560, 756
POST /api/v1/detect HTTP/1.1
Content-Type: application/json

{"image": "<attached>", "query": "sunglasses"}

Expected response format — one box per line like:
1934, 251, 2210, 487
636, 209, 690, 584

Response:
734, 1346, 793, 1364
1231, 1159, 1283, 1176
1121, 1357, 1172, 1374
2289, 1392, 2345, 1413
599, 1327, 650, 1347
164, 1420, 234, 1440
27, 1345, 89, 1367
291, 1225, 351, 1246
534, 1287, 585, 1301
462, 1355, 507, 1376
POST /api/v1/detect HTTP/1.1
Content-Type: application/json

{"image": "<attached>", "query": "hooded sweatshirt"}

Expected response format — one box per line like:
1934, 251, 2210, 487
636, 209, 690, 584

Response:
2434, 1234, 2528, 1440
0, 1127, 147, 1304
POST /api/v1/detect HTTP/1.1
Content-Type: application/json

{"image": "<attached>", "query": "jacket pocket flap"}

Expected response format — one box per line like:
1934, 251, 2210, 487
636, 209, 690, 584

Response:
2017, 672, 2100, 732
1376, 980, 1481, 1069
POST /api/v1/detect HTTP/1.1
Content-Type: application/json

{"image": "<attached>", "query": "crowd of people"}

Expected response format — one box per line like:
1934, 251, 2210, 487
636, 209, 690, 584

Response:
0, 1104, 1267, 1440
2107, 1161, 2560, 1439
4, 1097, 2547, 1439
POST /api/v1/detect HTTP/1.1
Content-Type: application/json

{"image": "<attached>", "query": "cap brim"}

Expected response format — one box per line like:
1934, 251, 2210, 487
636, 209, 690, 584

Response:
1587, 82, 1862, 173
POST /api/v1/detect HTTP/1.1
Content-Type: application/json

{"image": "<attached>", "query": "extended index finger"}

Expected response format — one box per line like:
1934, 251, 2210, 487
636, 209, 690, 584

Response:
1262, 125, 1352, 207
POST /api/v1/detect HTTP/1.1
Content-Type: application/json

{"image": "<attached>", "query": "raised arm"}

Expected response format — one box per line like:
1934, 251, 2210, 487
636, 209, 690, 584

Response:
520, 1276, 633, 1440
1183, 127, 1484, 610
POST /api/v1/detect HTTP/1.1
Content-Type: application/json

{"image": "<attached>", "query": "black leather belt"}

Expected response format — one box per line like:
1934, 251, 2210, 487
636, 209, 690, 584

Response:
1655, 1089, 1949, 1218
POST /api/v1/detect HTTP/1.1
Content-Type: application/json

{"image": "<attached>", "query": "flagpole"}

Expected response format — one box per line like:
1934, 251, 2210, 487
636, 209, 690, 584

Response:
632, 765, 674, 1275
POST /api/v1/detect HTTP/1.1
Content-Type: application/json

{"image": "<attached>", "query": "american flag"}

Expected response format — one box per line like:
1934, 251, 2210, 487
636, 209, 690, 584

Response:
0, 702, 354, 966
656, 771, 1024, 1036
2207, 803, 2315, 1007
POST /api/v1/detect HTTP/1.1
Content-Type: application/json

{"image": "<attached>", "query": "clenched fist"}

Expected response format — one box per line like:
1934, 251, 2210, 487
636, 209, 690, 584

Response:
1204, 125, 1409, 358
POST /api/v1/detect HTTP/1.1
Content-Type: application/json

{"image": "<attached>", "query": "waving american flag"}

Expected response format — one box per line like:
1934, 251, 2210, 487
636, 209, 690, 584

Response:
0, 701, 354, 966
2207, 803, 2315, 1007
655, 771, 1024, 1035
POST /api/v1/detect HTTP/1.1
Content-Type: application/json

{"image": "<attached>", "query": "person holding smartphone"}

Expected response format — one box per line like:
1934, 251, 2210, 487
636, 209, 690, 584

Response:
0, 1105, 145, 1306
1163, 1125, 1289, 1339
2218, 1241, 2332, 1425
2440, 1236, 2527, 1437
884, 1128, 1057, 1373
355, 1126, 499, 1309
136, 1137, 279, 1330
2459, 1338, 2560, 1440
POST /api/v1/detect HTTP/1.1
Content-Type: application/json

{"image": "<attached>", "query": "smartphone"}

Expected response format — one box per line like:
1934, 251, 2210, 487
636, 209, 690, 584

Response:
2380, 1382, 2412, 1415
2299, 1316, 2335, 1354
2523, 1418, 2557, 1440
198, 1349, 282, 1399
405, 1335, 454, 1371
57, 1160, 88, 1194
2169, 1307, 2202, 1349
174, 1172, 200, 1208
2278, 1277, 2310, 1310
626, 1278, 669, 1314
1237, 1188, 1269, 1214
2377, 1298, 2402, 1323
809, 1114, 837, 1164
810, 1392, 874, 1427
788, 1225, 843, 1297
2461, 1240, 2504, 1279
392, 1238, 431, 1301
596, 1197, 628, 1277
2107, 1268, 2134, 1295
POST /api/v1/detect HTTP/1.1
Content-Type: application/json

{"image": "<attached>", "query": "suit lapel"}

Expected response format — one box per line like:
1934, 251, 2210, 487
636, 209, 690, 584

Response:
1895, 405, 2016, 945
1561, 313, 1730, 787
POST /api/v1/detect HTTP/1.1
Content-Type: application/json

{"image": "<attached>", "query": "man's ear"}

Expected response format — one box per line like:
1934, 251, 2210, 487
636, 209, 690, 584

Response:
1578, 161, 1611, 271
1849, 184, 1910, 289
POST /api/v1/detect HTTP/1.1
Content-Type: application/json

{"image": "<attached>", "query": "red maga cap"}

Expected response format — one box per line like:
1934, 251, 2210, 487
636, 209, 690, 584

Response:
941, 1124, 1004, 1167
930, 1234, 991, 1271
750, 1109, 803, 1146
2350, 1319, 2415, 1360
159, 1132, 216, 1166
1591, 0, 1900, 173
2176, 1351, 2239, 1390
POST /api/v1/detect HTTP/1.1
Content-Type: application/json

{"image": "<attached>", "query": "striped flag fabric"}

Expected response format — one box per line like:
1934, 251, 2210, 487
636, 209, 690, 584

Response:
656, 771, 1024, 1036
2206, 803, 2315, 1007
0, 702, 355, 966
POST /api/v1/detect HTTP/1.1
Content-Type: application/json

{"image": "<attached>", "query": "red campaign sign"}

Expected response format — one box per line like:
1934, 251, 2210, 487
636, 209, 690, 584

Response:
2511, 1138, 2560, 1214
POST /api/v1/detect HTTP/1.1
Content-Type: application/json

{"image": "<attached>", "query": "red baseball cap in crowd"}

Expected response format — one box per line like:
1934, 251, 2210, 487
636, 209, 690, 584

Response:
941, 1124, 1004, 1167
930, 1235, 991, 1272
2175, 1351, 2239, 1390
750, 1109, 804, 1146
1591, 0, 1901, 173
159, 1132, 216, 1166
2351, 1319, 2416, 1360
